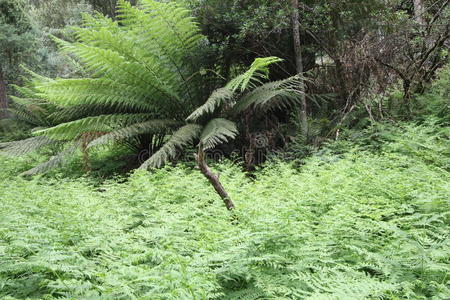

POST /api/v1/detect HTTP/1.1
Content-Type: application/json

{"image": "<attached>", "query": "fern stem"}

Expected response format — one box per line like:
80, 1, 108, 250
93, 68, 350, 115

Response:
195, 144, 235, 211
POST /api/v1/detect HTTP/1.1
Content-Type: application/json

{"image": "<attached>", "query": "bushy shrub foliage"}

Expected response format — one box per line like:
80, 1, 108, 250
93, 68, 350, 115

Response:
1, 120, 448, 299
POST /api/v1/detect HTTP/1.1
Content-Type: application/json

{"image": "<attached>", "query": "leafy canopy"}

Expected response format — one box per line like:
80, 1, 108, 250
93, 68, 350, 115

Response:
2, 0, 205, 174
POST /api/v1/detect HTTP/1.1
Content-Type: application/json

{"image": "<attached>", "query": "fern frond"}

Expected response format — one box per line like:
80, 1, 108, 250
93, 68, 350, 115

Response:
186, 88, 234, 122
291, 267, 398, 299
49, 104, 121, 123
200, 118, 238, 150
20, 141, 81, 176
66, 26, 180, 94
139, 124, 202, 169
37, 78, 158, 112
8, 101, 50, 127
35, 114, 153, 140
233, 76, 303, 113
0, 136, 57, 157
117, 0, 203, 69
88, 120, 182, 148
221, 285, 267, 300
226, 57, 283, 92
54, 42, 181, 102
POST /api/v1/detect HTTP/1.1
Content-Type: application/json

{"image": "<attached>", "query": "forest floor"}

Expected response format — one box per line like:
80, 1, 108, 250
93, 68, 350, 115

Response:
0, 120, 449, 299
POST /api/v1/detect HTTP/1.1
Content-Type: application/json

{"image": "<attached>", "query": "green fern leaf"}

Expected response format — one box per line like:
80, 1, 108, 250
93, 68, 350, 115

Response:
200, 118, 238, 150
186, 88, 234, 122
20, 141, 81, 176
139, 124, 202, 169
35, 114, 153, 140
233, 76, 303, 113
0, 136, 57, 157
88, 120, 182, 148
226, 57, 283, 92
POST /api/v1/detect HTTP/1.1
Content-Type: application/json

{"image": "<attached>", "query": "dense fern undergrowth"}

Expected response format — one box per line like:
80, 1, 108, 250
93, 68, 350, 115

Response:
0, 119, 449, 299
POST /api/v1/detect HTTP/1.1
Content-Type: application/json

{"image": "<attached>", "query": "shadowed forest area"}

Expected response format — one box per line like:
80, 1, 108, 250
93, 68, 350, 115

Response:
0, 0, 449, 299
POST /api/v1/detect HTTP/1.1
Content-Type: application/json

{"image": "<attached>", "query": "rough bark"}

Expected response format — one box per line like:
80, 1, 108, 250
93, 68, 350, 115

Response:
0, 66, 8, 119
195, 145, 235, 211
290, 0, 308, 138
413, 0, 426, 27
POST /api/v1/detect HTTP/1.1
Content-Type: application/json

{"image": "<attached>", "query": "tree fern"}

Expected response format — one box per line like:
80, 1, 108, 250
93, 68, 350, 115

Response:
138, 56, 302, 170
4, 0, 206, 174
6, 1, 302, 174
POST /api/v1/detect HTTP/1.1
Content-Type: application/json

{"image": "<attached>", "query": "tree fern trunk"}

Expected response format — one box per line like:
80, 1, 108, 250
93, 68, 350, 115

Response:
413, 0, 426, 27
0, 66, 8, 119
195, 145, 235, 211
290, 0, 308, 138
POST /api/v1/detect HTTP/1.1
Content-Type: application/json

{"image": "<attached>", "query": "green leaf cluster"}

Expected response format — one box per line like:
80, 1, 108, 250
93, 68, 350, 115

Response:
0, 121, 448, 299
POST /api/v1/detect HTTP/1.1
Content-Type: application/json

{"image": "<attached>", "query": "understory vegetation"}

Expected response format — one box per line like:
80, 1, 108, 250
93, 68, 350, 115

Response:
1, 118, 449, 299
0, 0, 449, 299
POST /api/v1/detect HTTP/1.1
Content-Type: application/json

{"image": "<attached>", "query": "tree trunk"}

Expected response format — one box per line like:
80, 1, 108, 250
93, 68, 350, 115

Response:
413, 0, 426, 26
0, 66, 8, 119
329, 6, 348, 106
195, 145, 235, 211
290, 0, 308, 138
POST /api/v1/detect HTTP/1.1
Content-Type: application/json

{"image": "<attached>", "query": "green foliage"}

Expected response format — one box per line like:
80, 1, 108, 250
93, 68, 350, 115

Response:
140, 124, 202, 169
30, 0, 92, 30
226, 57, 283, 92
417, 63, 450, 125
3, 0, 206, 173
200, 118, 238, 151
0, 0, 35, 120
0, 121, 448, 299
0, 0, 34, 67
144, 56, 302, 169
26, 0, 94, 78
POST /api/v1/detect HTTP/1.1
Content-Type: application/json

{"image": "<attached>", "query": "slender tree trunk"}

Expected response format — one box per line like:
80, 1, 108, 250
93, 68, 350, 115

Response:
195, 145, 235, 211
330, 6, 348, 106
413, 0, 426, 26
0, 66, 8, 119
290, 0, 308, 138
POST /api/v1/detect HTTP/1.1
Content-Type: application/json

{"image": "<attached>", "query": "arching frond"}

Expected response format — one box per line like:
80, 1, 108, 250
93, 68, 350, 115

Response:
117, 0, 203, 71
20, 141, 81, 176
36, 78, 167, 112
35, 114, 153, 140
8, 101, 49, 127
46, 42, 181, 102
139, 124, 202, 169
88, 119, 182, 148
200, 118, 238, 150
69, 27, 179, 91
233, 76, 303, 113
226, 57, 283, 92
49, 104, 122, 123
186, 88, 233, 122
0, 136, 57, 157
